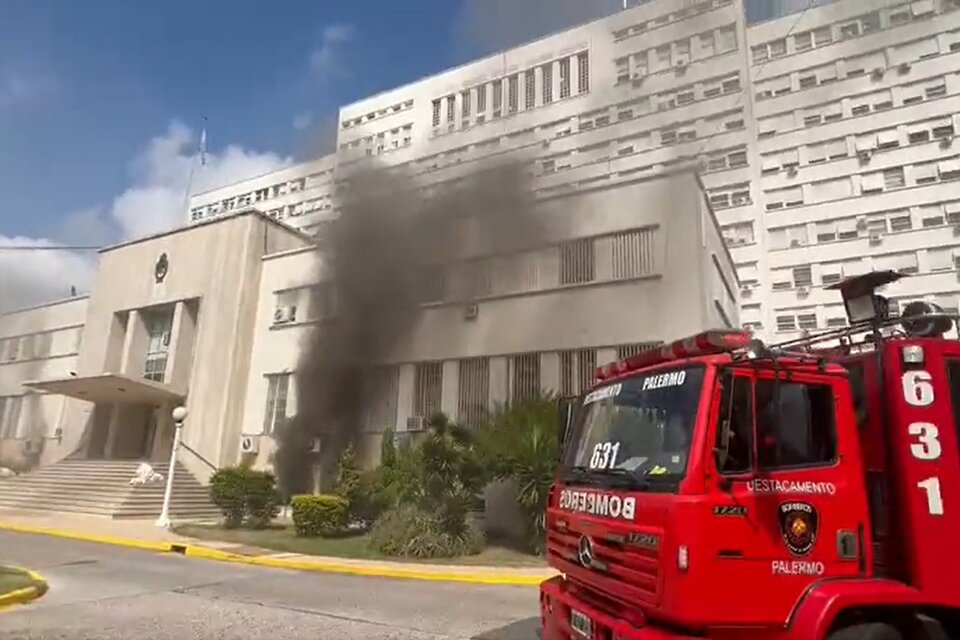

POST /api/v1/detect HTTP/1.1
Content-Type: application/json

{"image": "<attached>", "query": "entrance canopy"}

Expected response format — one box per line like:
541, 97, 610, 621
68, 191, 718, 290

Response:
22, 373, 185, 405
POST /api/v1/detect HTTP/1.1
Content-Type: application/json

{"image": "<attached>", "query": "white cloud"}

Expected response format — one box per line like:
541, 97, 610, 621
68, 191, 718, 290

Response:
293, 111, 314, 131
0, 68, 57, 109
1, 121, 291, 312
309, 24, 354, 83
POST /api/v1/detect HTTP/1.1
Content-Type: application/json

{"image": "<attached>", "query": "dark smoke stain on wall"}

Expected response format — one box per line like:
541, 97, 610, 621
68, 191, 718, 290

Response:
274, 159, 546, 495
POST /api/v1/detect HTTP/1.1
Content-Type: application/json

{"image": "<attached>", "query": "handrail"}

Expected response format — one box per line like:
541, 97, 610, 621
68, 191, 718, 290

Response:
179, 442, 218, 473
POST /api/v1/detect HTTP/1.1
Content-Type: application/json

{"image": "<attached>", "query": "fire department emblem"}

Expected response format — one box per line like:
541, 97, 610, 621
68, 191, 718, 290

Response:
778, 501, 819, 556
578, 535, 595, 568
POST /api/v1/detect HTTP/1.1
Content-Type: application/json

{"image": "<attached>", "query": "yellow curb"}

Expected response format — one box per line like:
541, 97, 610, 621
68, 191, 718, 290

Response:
0, 521, 173, 553
0, 521, 555, 586
181, 544, 554, 586
0, 567, 49, 611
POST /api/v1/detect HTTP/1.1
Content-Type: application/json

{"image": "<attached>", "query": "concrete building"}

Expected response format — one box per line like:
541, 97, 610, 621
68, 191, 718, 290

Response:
746, 0, 960, 340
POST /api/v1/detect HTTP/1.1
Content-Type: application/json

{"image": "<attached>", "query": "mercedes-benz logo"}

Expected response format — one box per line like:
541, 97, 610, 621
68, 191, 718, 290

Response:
578, 535, 594, 568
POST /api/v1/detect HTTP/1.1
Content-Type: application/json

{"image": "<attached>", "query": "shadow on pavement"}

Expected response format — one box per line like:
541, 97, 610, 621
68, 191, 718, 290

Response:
473, 617, 541, 640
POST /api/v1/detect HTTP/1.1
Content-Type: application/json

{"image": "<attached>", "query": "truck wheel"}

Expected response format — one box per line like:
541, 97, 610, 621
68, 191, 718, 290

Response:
828, 623, 903, 640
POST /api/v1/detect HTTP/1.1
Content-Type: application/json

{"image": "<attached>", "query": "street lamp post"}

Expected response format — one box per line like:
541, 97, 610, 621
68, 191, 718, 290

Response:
156, 405, 188, 529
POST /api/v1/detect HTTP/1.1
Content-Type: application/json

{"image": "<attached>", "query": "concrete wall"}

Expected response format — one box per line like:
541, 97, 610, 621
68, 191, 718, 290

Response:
55, 212, 309, 478
0, 296, 88, 469
240, 171, 736, 470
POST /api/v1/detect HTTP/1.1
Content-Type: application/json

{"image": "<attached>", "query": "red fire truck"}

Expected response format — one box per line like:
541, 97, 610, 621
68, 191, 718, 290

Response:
542, 271, 960, 640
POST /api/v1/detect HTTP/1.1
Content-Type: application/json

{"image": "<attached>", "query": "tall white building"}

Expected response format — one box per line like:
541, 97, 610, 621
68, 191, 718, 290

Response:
189, 0, 960, 348
746, 0, 960, 340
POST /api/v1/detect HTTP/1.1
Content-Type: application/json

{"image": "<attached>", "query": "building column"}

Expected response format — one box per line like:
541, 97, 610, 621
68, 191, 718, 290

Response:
165, 300, 197, 393
395, 364, 415, 431
489, 357, 508, 406
119, 310, 149, 377
541, 352, 560, 396
440, 360, 459, 422
597, 348, 618, 369
103, 403, 122, 459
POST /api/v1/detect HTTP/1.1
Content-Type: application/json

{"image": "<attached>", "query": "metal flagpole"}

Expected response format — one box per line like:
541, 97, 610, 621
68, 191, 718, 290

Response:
181, 117, 207, 218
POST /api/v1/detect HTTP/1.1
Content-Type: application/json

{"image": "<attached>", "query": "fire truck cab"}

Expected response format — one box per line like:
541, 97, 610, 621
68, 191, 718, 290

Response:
541, 271, 960, 640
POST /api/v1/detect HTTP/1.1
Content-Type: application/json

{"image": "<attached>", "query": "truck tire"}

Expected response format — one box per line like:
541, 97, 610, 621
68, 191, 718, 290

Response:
827, 623, 904, 640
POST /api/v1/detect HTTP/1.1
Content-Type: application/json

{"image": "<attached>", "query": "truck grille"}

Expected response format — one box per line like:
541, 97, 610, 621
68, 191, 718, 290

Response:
546, 525, 661, 606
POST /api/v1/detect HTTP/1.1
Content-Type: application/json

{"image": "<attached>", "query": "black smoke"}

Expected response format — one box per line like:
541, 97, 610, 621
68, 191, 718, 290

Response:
273, 159, 546, 496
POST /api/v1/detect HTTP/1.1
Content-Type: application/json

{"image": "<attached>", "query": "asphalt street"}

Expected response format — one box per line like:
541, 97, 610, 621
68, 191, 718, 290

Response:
0, 530, 541, 640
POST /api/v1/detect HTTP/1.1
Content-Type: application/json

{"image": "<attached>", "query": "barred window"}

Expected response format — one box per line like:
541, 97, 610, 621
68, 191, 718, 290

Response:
612, 229, 656, 279
525, 71, 536, 109
559, 58, 571, 98
577, 52, 589, 94
560, 239, 595, 285
511, 353, 541, 403
542, 64, 553, 104
458, 358, 490, 427
560, 349, 597, 396
414, 362, 443, 420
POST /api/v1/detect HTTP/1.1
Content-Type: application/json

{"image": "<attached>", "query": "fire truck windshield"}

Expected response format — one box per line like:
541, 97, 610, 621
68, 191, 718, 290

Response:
563, 364, 706, 490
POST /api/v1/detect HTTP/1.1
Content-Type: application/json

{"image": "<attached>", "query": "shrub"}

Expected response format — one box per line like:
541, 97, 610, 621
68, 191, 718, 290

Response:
291, 494, 348, 537
209, 466, 281, 529
370, 505, 484, 558
476, 393, 560, 554
333, 445, 375, 527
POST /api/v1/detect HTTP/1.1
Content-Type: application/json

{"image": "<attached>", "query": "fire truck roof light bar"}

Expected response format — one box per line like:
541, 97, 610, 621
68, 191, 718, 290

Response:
595, 330, 752, 382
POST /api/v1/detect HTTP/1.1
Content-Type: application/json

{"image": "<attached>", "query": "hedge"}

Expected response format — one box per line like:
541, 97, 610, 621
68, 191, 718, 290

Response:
291, 494, 349, 537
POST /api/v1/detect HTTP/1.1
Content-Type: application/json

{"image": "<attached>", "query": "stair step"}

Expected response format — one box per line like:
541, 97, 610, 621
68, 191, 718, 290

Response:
0, 457, 218, 518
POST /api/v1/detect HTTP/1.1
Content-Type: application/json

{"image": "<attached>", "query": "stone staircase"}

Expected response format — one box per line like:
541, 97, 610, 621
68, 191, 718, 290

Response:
0, 459, 220, 519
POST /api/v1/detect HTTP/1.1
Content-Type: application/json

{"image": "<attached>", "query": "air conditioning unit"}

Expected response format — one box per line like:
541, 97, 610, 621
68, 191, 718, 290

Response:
406, 416, 426, 431
856, 218, 868, 230
941, 136, 954, 148
952, 224, 960, 236
240, 435, 259, 454
790, 239, 803, 248
464, 303, 479, 320
22, 440, 41, 455
161, 331, 171, 347
273, 305, 297, 324
309, 438, 322, 453
740, 286, 753, 297
871, 66, 885, 79
898, 62, 911, 73
869, 233, 883, 245
858, 149, 872, 162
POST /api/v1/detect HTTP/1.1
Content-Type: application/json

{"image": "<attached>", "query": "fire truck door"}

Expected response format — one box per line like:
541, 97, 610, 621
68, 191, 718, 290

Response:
750, 373, 865, 617
709, 371, 866, 625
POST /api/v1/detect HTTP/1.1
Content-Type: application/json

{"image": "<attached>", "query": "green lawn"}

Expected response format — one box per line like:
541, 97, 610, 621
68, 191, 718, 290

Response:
175, 524, 546, 567
0, 567, 42, 597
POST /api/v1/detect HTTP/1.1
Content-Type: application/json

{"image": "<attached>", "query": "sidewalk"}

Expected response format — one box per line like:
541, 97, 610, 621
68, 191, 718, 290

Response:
0, 509, 558, 587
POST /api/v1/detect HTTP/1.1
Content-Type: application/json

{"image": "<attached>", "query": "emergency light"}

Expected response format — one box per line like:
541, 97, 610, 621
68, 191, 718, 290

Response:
594, 330, 752, 382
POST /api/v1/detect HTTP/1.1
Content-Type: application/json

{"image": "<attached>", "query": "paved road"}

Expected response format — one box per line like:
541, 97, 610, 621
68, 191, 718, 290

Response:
0, 530, 540, 640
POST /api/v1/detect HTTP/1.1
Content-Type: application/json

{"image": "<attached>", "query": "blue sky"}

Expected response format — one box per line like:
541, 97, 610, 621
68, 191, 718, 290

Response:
0, 0, 625, 247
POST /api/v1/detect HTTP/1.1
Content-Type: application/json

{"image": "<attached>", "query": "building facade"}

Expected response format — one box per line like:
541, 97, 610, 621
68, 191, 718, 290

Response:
189, 0, 960, 345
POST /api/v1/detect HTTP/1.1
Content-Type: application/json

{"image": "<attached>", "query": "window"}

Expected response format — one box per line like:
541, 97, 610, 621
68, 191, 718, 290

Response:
560, 349, 597, 396
947, 359, 960, 459
793, 265, 813, 288
769, 39, 786, 57
262, 373, 291, 434
432, 100, 441, 127
577, 52, 589, 94
542, 64, 553, 104
414, 362, 443, 420
476, 84, 487, 113
508, 75, 519, 113
461, 90, 472, 119
612, 229, 657, 278
492, 80, 503, 116
559, 58, 571, 98
524, 71, 535, 109
511, 353, 541, 403
715, 374, 753, 474
884, 167, 906, 190
458, 358, 490, 427
718, 26, 737, 53
756, 379, 837, 469
143, 310, 173, 383
560, 239, 595, 285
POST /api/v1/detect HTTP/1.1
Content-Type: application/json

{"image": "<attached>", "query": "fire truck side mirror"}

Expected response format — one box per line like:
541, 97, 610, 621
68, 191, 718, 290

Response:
557, 396, 578, 451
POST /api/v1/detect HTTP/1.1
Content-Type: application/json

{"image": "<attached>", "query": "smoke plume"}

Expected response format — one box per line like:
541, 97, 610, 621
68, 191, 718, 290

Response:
274, 158, 546, 495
